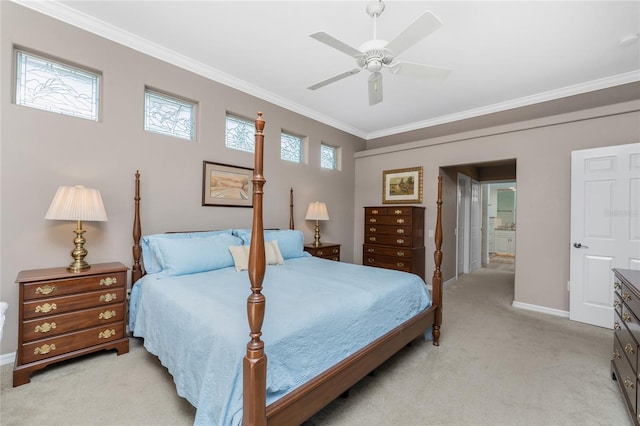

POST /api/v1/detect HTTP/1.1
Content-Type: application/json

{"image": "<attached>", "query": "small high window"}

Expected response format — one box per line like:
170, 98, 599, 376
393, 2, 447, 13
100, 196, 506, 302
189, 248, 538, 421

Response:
225, 114, 255, 153
321, 143, 338, 170
144, 89, 196, 140
281, 131, 304, 163
15, 50, 100, 121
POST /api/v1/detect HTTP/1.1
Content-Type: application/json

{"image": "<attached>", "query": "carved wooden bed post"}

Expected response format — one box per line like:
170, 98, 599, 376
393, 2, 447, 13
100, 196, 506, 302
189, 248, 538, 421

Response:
431, 176, 443, 345
243, 112, 268, 426
289, 188, 294, 230
132, 170, 143, 284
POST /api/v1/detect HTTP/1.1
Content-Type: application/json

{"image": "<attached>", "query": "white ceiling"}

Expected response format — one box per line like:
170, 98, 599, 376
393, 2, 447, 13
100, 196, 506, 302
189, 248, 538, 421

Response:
18, 1, 640, 140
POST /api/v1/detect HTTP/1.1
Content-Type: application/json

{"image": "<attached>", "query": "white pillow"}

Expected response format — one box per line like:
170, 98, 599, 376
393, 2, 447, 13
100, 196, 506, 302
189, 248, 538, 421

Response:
229, 240, 284, 272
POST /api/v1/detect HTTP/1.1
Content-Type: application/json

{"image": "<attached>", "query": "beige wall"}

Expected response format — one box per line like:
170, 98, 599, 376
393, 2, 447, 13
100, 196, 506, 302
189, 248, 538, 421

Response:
0, 2, 365, 356
354, 101, 640, 314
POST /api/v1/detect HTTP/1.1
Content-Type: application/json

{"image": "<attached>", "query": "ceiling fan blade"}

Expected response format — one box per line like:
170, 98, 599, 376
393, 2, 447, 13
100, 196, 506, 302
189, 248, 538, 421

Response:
368, 72, 383, 106
390, 62, 451, 79
307, 69, 361, 90
310, 32, 363, 58
385, 11, 443, 56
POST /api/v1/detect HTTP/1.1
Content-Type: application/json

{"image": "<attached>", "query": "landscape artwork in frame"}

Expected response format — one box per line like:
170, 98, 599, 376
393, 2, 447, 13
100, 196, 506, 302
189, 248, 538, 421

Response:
202, 161, 253, 207
382, 166, 423, 204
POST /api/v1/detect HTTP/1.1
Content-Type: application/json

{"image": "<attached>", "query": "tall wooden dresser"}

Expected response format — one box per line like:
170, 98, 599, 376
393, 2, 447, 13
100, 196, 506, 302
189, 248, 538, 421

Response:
612, 268, 640, 425
14, 262, 130, 386
362, 206, 425, 281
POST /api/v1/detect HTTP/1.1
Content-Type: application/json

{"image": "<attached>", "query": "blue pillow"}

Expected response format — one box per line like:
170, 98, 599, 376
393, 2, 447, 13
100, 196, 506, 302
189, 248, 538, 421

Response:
153, 233, 242, 277
232, 229, 305, 259
141, 230, 233, 274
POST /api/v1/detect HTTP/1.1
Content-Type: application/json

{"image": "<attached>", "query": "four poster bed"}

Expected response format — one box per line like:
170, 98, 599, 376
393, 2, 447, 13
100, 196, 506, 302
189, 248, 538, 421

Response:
129, 113, 443, 426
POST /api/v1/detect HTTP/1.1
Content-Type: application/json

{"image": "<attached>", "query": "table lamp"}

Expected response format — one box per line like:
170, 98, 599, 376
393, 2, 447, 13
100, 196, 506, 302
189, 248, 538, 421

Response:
45, 185, 108, 272
305, 201, 329, 247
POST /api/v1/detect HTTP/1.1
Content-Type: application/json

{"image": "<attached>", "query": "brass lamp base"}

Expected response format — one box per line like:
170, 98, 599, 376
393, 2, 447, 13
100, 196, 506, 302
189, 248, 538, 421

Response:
312, 220, 322, 247
68, 220, 90, 273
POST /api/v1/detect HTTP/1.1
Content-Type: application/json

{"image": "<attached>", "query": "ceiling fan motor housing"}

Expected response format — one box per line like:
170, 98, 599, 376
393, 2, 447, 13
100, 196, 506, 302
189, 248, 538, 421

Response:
358, 39, 394, 72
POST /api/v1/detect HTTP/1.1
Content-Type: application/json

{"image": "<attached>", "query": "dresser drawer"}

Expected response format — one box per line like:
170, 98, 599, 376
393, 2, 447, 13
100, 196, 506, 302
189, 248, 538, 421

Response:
21, 322, 125, 364
623, 283, 640, 322
616, 310, 639, 372
365, 207, 415, 216
365, 224, 413, 237
622, 304, 640, 349
23, 288, 125, 320
22, 305, 125, 342
363, 244, 414, 259
22, 271, 126, 301
363, 254, 414, 273
615, 292, 623, 318
613, 334, 637, 414
365, 215, 414, 226
364, 234, 413, 247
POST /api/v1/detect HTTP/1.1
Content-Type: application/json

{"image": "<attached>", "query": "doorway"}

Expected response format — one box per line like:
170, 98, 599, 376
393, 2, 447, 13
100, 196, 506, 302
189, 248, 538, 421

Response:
484, 182, 517, 269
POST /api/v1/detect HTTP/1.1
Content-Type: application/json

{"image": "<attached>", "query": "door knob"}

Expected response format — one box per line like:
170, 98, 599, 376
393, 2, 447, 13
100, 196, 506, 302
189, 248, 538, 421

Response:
573, 242, 589, 249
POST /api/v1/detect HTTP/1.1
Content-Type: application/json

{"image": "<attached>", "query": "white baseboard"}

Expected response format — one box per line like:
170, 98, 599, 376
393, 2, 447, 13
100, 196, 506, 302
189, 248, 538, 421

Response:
512, 301, 569, 318
1, 351, 15, 366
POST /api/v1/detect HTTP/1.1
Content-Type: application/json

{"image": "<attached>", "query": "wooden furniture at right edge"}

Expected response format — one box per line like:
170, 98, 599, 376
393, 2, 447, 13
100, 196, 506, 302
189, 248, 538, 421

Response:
363, 206, 426, 281
612, 268, 640, 426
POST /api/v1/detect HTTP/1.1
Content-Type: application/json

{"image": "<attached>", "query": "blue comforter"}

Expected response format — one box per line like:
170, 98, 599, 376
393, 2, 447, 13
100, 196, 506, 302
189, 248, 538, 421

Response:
130, 256, 431, 425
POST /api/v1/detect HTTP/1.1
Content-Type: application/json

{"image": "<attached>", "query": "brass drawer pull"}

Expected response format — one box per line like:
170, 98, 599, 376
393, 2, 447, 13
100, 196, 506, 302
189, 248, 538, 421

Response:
34, 344, 56, 356
396, 218, 405, 224
316, 250, 324, 255
623, 292, 632, 302
614, 281, 621, 290
396, 229, 405, 234
625, 343, 635, 355
100, 277, 117, 287
624, 378, 635, 389
367, 258, 375, 264
369, 237, 377, 242
396, 239, 404, 244
369, 218, 377, 223
98, 329, 116, 339
397, 262, 405, 267
614, 321, 621, 330
623, 312, 632, 323
35, 285, 56, 295
332, 249, 339, 254
99, 310, 117, 320
613, 349, 621, 360
369, 227, 377, 232
367, 248, 375, 253
371, 209, 379, 215
614, 300, 621, 308
397, 251, 405, 257
394, 209, 402, 215
35, 322, 56, 333
99, 293, 117, 303
35, 303, 57, 314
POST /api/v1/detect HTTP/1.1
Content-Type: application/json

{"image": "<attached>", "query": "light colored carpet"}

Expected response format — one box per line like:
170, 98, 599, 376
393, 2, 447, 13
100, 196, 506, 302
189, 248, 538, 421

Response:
1, 267, 630, 425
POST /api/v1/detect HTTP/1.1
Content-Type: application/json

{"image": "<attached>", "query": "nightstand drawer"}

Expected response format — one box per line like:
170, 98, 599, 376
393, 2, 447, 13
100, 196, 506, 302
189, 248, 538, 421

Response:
21, 322, 125, 364
22, 271, 126, 301
23, 288, 125, 320
22, 305, 125, 342
304, 243, 340, 261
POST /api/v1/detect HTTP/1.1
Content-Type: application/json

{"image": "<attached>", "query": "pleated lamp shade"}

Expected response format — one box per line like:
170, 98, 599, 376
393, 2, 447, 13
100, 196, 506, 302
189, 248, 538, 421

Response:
45, 186, 108, 222
305, 202, 329, 221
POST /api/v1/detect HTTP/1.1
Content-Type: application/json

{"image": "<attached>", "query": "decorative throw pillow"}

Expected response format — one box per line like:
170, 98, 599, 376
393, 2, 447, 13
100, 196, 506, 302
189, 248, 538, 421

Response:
229, 240, 285, 272
232, 229, 304, 259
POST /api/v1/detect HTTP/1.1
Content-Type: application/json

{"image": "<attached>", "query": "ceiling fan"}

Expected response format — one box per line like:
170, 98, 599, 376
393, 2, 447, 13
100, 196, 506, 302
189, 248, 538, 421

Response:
307, 0, 451, 106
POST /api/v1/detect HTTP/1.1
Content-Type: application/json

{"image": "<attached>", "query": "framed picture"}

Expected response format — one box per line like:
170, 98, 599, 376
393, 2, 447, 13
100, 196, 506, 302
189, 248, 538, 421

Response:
202, 161, 253, 207
382, 166, 423, 204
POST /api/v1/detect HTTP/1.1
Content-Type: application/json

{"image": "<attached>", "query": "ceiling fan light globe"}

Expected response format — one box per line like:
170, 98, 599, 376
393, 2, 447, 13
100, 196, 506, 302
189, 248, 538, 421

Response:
366, 58, 383, 72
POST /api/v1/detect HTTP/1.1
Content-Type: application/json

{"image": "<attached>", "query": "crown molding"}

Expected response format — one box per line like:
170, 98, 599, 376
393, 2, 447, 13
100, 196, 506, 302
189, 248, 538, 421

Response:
12, 1, 639, 141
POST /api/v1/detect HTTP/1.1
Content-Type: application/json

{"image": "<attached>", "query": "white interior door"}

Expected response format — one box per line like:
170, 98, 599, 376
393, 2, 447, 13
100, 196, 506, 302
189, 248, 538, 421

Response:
470, 179, 481, 272
457, 173, 471, 275
569, 143, 640, 328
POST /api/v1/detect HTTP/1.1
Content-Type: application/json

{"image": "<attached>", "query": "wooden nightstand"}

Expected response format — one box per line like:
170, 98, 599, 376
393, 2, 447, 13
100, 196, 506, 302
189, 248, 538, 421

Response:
14, 262, 130, 386
304, 243, 340, 261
